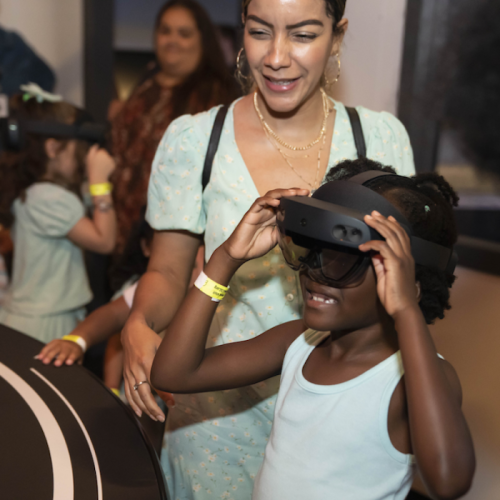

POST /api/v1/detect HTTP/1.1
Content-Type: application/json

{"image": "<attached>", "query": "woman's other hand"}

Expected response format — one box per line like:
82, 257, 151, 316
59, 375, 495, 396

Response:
86, 145, 116, 184
223, 188, 309, 263
121, 317, 165, 422
36, 339, 84, 367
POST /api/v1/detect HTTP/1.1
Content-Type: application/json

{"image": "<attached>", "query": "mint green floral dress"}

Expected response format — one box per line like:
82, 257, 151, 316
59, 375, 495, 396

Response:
146, 98, 415, 500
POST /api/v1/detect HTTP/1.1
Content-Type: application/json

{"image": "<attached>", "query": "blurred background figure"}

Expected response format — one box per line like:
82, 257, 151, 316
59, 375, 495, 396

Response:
0, 26, 55, 96
0, 91, 116, 343
442, 0, 500, 178
110, 0, 239, 253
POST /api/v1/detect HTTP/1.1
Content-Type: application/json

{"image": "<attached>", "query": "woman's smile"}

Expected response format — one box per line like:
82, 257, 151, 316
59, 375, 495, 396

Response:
263, 74, 302, 93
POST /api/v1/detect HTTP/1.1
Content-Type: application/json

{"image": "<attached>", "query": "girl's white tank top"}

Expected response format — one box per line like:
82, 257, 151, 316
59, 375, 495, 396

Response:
252, 329, 415, 500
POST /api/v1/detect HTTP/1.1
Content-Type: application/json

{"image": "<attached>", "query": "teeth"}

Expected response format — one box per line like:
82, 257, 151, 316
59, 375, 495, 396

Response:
269, 79, 295, 85
311, 294, 335, 305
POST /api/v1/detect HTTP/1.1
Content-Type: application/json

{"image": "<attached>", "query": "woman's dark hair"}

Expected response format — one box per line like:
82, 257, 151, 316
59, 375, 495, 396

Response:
110, 207, 154, 291
0, 94, 84, 228
325, 158, 459, 324
442, 0, 500, 175
154, 0, 239, 119
242, 0, 347, 36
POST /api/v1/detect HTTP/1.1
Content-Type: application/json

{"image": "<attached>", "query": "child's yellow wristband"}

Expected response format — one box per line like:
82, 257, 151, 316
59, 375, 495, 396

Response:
194, 271, 229, 302
110, 388, 120, 397
62, 335, 87, 353
89, 182, 113, 196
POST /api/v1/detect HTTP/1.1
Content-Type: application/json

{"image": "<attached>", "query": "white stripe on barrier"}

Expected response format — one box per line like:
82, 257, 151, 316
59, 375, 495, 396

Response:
0, 362, 74, 500
31, 368, 103, 500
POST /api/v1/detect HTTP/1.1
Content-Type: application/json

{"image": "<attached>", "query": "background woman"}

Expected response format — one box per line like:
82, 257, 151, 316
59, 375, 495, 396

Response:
122, 0, 415, 497
111, 0, 239, 252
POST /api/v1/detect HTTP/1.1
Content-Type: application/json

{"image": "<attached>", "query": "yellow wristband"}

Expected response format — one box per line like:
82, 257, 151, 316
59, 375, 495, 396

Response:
62, 335, 87, 353
194, 271, 229, 302
89, 182, 112, 196
110, 388, 120, 397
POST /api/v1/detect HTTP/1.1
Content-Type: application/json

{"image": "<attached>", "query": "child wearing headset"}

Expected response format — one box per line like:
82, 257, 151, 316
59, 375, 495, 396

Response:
151, 159, 475, 500
0, 89, 116, 343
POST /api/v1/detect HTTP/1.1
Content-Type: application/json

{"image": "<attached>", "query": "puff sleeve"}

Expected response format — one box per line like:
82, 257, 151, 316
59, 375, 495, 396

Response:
358, 107, 416, 177
25, 183, 85, 237
146, 109, 220, 234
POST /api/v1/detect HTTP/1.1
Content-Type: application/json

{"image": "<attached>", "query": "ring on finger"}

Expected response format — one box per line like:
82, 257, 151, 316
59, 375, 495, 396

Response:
133, 380, 149, 391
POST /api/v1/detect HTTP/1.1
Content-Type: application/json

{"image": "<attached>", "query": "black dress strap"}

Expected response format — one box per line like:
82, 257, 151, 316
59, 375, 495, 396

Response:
345, 106, 367, 159
202, 105, 229, 191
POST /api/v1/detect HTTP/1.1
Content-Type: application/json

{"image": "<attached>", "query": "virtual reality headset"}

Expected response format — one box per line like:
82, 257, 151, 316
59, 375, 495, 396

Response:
277, 170, 458, 288
0, 107, 108, 152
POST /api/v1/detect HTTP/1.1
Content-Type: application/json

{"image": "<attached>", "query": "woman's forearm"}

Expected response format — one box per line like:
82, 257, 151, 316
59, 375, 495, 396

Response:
394, 306, 475, 499
128, 269, 191, 333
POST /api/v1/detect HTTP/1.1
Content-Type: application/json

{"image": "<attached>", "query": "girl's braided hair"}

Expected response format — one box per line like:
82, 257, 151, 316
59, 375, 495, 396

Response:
325, 158, 459, 324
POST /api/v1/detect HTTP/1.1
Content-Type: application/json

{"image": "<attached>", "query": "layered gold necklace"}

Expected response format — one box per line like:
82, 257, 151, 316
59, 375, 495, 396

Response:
254, 89, 331, 190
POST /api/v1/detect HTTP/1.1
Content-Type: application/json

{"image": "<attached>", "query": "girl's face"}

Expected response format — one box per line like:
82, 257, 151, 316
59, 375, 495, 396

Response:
300, 265, 381, 334
244, 0, 345, 113
155, 7, 202, 80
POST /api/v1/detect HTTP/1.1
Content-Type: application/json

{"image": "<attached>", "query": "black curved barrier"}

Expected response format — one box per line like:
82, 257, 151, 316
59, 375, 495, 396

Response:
0, 325, 168, 500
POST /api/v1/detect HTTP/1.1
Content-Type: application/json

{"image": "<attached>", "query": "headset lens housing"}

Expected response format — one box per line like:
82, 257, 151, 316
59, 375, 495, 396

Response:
278, 229, 371, 288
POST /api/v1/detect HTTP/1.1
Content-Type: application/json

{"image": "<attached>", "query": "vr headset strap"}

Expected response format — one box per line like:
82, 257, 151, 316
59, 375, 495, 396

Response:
345, 107, 366, 159
202, 105, 228, 191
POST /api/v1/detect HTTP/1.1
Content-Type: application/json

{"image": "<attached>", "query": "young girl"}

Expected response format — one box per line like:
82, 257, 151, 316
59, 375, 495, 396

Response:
0, 91, 116, 343
151, 159, 475, 499
36, 211, 201, 404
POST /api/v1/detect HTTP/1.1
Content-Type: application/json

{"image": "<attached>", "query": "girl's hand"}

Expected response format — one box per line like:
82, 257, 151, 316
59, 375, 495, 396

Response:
358, 211, 419, 318
222, 188, 309, 263
86, 145, 116, 184
36, 339, 84, 367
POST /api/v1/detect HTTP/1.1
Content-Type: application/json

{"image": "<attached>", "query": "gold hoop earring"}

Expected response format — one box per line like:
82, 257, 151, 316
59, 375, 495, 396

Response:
331, 54, 341, 85
236, 48, 249, 81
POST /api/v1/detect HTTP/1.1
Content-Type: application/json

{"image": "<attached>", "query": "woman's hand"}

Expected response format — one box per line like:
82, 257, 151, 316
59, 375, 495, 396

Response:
121, 317, 165, 422
358, 211, 419, 318
222, 188, 309, 263
86, 145, 116, 184
36, 339, 84, 367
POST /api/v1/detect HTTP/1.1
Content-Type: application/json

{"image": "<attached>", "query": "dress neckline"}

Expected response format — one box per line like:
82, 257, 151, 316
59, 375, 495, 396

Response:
228, 97, 344, 198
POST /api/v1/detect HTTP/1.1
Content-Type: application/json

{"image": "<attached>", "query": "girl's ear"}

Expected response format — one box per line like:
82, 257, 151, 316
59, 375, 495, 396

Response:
44, 138, 60, 159
140, 237, 151, 258
416, 281, 422, 303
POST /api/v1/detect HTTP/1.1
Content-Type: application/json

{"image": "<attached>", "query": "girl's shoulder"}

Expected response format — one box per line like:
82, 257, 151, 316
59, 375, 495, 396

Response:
19, 183, 84, 237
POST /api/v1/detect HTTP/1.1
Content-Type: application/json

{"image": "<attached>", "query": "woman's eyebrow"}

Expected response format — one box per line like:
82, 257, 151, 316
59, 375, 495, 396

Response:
286, 20, 324, 29
246, 15, 324, 29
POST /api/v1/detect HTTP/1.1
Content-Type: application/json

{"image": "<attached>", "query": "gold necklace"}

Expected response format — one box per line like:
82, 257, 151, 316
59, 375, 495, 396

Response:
254, 88, 330, 151
254, 89, 331, 189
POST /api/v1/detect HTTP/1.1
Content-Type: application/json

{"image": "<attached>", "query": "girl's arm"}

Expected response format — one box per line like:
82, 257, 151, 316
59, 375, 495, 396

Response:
360, 212, 475, 500
37, 295, 130, 366
67, 146, 117, 254
103, 333, 124, 390
150, 189, 308, 394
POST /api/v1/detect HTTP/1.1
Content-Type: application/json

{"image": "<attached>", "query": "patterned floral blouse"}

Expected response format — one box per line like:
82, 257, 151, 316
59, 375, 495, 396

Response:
146, 98, 415, 500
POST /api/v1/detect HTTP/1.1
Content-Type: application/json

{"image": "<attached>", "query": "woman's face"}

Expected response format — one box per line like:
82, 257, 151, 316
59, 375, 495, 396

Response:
244, 0, 345, 113
155, 7, 202, 81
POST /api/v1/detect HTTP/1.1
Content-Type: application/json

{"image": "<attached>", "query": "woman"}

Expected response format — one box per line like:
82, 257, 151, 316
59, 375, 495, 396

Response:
122, 0, 415, 498
111, 0, 238, 252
